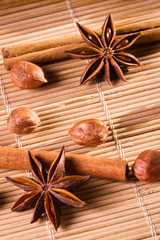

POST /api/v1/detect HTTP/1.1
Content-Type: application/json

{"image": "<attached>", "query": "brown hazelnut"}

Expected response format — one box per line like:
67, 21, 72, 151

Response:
133, 150, 160, 182
10, 61, 47, 89
7, 107, 41, 135
69, 119, 108, 146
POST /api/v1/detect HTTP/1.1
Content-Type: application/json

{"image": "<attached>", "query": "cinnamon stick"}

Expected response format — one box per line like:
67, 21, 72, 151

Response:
0, 146, 128, 182
2, 19, 160, 70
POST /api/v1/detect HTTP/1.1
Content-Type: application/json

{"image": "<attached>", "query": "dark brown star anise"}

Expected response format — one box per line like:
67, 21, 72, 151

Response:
66, 14, 141, 85
6, 146, 90, 231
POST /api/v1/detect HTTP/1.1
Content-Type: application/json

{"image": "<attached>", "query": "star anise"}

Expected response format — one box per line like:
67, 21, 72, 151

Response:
66, 14, 141, 85
6, 147, 90, 231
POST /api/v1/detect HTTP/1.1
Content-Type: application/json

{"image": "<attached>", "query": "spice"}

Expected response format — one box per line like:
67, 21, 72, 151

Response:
11, 61, 47, 89
7, 107, 41, 135
2, 19, 160, 70
133, 150, 160, 182
6, 147, 90, 231
0, 146, 127, 181
69, 119, 108, 146
66, 14, 140, 84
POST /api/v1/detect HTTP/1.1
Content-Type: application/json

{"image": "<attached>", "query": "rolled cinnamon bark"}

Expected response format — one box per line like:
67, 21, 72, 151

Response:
0, 146, 128, 181
2, 19, 160, 70
2, 43, 87, 71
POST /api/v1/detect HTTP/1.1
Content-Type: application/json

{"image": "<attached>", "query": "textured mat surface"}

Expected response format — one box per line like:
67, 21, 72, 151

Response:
0, 0, 160, 239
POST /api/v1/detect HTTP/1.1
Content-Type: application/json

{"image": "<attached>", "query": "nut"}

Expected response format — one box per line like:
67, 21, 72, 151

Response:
69, 119, 108, 146
7, 107, 41, 135
10, 61, 47, 89
133, 150, 160, 182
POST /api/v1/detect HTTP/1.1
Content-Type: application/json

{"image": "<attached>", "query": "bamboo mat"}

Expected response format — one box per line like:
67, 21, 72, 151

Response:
0, 0, 160, 239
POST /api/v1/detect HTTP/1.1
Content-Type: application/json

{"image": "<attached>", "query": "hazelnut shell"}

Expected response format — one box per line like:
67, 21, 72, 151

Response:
7, 107, 41, 135
69, 119, 108, 146
133, 150, 160, 182
10, 61, 47, 89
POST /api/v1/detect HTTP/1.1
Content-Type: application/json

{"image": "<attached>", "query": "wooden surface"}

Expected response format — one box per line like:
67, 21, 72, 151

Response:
0, 0, 160, 239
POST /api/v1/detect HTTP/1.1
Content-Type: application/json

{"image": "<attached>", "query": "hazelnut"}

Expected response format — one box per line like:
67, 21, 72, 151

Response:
7, 107, 41, 135
69, 119, 108, 146
10, 61, 47, 89
133, 150, 160, 182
